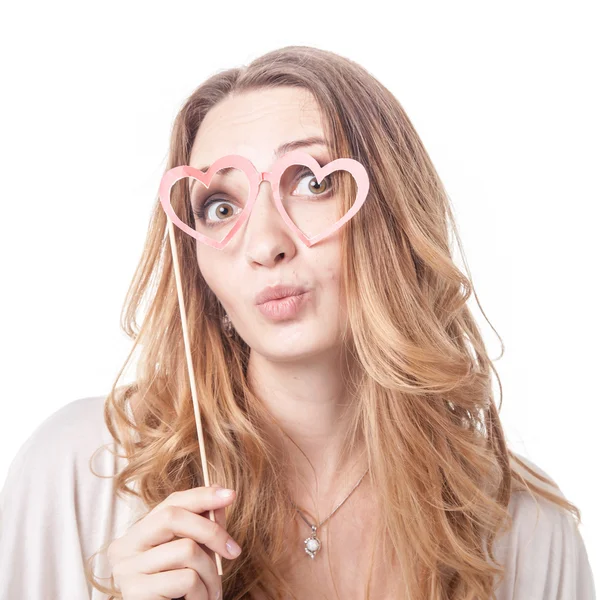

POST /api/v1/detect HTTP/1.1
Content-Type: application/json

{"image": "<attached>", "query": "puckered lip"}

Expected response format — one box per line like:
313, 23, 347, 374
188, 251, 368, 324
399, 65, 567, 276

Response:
254, 284, 308, 305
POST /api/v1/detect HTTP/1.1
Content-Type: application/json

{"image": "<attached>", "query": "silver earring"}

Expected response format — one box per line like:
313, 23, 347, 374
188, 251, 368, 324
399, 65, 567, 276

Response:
221, 313, 234, 337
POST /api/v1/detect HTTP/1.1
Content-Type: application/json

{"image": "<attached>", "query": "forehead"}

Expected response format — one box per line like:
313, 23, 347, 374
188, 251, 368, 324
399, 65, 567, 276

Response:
189, 87, 330, 172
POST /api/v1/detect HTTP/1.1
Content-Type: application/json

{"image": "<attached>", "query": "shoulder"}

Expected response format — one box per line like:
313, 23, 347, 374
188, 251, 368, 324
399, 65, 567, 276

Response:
506, 451, 573, 536
0, 394, 145, 515
6, 395, 111, 467
0, 394, 135, 521
0, 395, 145, 598
493, 452, 597, 599
1, 395, 123, 499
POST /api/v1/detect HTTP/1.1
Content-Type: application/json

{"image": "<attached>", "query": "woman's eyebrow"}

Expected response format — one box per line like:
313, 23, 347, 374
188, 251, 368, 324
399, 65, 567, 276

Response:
195, 136, 331, 173
272, 136, 330, 160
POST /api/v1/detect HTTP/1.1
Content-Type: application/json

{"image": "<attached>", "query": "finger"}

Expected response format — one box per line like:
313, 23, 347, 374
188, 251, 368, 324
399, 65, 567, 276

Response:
213, 505, 227, 530
151, 485, 237, 517
200, 504, 227, 569
133, 505, 242, 561
115, 537, 221, 600
124, 569, 209, 600
108, 486, 238, 567
206, 484, 229, 566
208, 484, 228, 530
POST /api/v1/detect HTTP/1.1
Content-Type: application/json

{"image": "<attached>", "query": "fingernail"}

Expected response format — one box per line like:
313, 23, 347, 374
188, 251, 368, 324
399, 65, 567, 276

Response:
215, 591, 221, 600
226, 538, 242, 557
215, 487, 234, 497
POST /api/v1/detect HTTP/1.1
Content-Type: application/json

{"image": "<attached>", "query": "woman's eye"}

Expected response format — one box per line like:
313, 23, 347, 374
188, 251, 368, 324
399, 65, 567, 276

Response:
293, 170, 332, 196
193, 198, 239, 227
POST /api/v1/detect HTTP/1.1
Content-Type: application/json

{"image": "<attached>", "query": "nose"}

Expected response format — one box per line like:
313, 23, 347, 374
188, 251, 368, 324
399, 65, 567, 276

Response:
252, 163, 282, 207
240, 174, 295, 259
251, 175, 279, 217
244, 173, 288, 235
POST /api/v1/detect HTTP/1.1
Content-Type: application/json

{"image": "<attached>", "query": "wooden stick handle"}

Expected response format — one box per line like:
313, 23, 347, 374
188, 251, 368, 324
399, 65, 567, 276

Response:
166, 219, 223, 576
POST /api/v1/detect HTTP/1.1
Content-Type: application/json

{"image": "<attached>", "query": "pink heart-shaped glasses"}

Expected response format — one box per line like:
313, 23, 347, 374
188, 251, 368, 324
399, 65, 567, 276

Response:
158, 149, 370, 249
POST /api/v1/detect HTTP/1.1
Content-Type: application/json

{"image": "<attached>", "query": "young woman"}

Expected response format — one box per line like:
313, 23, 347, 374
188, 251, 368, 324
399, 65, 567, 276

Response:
0, 46, 595, 600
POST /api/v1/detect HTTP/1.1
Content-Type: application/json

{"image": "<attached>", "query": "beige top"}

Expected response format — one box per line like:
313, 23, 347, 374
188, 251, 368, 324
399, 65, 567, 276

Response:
0, 395, 596, 599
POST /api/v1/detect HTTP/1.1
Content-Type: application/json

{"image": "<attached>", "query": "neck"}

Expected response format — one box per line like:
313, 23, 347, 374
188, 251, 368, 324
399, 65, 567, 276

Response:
247, 345, 367, 504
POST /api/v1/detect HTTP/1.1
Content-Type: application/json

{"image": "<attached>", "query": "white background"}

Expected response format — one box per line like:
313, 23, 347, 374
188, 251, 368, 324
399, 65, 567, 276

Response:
1, 0, 598, 582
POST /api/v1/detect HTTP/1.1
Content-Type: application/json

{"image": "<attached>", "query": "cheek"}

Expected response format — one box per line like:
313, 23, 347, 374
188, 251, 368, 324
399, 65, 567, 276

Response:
325, 264, 340, 290
196, 246, 230, 303
322, 243, 343, 285
314, 250, 343, 307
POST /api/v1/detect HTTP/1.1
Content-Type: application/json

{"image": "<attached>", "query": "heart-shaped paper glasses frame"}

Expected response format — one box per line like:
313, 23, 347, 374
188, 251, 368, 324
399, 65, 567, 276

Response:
158, 149, 370, 249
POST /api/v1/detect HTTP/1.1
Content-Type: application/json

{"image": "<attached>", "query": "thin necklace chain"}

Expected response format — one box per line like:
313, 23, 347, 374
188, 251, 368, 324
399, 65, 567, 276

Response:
291, 467, 369, 529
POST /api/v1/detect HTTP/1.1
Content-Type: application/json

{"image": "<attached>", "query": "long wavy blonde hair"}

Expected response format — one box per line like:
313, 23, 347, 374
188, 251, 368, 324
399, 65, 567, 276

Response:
85, 45, 581, 600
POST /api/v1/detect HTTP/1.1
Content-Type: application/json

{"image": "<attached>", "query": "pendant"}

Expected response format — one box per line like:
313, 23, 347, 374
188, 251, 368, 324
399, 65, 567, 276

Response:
304, 525, 322, 559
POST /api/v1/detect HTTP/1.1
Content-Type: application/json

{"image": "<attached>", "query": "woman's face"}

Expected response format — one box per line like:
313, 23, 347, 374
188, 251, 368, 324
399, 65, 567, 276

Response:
188, 87, 347, 361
